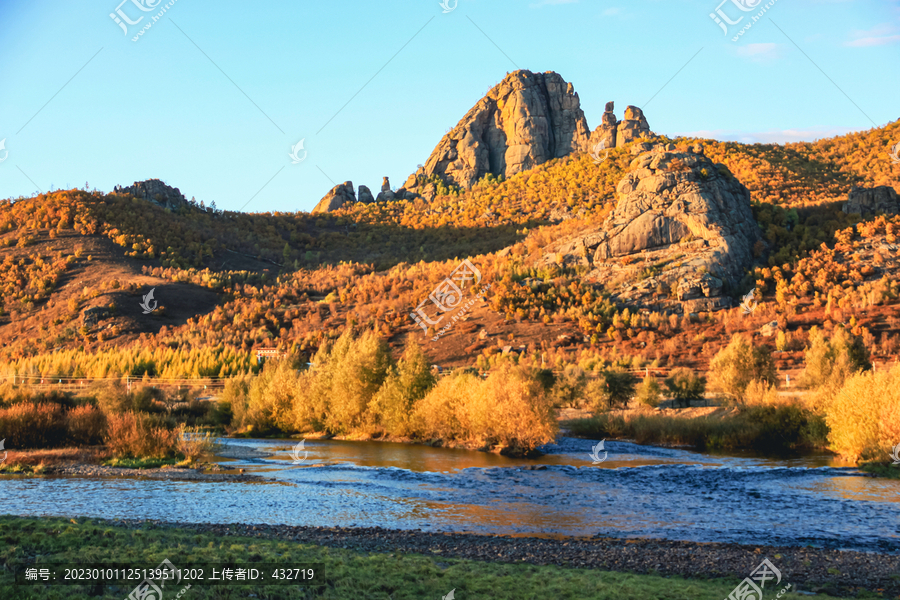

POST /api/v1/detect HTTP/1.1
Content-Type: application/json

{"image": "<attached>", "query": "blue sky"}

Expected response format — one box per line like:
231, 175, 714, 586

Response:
0, 0, 897, 213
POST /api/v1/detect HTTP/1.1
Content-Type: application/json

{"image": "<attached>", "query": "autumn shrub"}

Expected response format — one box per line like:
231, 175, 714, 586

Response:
635, 375, 662, 408
0, 402, 68, 448
825, 365, 900, 463
105, 411, 178, 459
549, 365, 587, 408
664, 368, 706, 408
741, 404, 823, 453
286, 370, 323, 433
462, 365, 557, 454
312, 329, 391, 434
589, 370, 636, 412
220, 375, 251, 429
412, 365, 556, 454
246, 360, 301, 433
709, 335, 775, 403
742, 379, 779, 406
371, 341, 435, 437
802, 326, 871, 408
93, 381, 132, 415
66, 404, 107, 445
412, 371, 475, 441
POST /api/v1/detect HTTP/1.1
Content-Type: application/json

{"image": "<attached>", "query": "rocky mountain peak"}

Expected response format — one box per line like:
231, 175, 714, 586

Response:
114, 179, 187, 210
312, 181, 356, 214
403, 69, 591, 196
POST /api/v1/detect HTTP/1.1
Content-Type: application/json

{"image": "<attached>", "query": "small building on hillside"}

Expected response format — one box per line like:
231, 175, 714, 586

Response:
256, 348, 284, 364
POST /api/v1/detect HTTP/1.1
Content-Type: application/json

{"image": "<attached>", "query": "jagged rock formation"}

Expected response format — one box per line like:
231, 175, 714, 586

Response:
542, 142, 759, 313
591, 101, 618, 151
312, 181, 355, 214
357, 185, 374, 204
312, 176, 419, 213
616, 106, 651, 147
376, 177, 394, 203
114, 179, 186, 209
403, 70, 590, 194
588, 102, 652, 151
843, 185, 899, 216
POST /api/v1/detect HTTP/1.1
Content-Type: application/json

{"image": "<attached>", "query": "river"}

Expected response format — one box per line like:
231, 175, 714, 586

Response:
1, 437, 898, 553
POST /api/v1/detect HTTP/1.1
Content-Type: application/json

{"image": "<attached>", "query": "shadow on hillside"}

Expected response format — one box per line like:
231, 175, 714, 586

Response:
292, 221, 539, 269
104, 283, 220, 336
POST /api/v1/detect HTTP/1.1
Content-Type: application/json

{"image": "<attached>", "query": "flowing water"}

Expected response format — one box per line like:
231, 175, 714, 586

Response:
2, 437, 898, 552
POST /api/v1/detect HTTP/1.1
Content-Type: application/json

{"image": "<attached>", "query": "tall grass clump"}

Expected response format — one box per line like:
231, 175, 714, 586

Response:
565, 404, 826, 454
176, 425, 218, 463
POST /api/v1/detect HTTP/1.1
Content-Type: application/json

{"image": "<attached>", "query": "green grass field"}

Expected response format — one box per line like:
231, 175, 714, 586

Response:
0, 516, 863, 600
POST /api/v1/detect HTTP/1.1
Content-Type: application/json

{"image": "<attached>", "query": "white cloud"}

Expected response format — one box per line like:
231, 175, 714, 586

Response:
845, 23, 900, 47
674, 127, 860, 145
602, 7, 621, 16
845, 34, 900, 47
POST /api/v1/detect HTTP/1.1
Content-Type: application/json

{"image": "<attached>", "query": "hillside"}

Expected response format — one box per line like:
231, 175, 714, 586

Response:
0, 89, 897, 378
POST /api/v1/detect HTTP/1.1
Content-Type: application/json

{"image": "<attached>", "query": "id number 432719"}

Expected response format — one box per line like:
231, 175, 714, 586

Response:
271, 568, 314, 581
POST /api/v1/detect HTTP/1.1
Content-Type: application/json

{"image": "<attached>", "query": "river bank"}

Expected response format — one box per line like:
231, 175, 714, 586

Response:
1, 515, 890, 599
